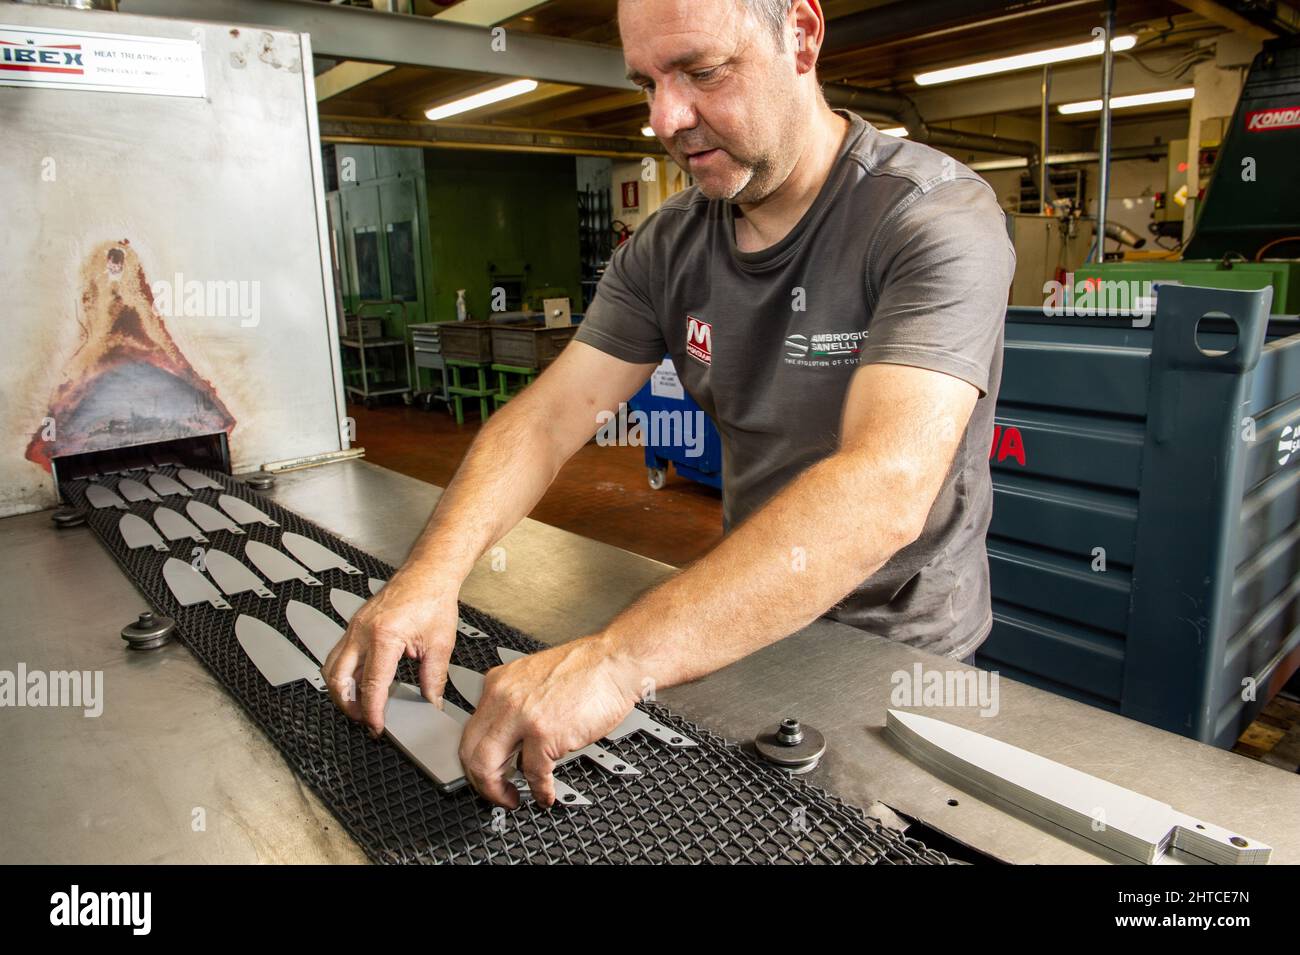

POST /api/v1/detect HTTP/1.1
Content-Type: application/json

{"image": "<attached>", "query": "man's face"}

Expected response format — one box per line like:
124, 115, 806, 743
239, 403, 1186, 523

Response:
620, 0, 802, 203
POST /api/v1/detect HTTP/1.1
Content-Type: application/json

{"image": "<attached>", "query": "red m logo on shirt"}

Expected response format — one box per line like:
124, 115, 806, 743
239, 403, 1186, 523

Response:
686, 315, 712, 366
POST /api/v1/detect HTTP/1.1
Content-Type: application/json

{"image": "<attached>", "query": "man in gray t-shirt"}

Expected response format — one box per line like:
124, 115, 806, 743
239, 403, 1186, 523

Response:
578, 108, 1014, 659
323, 0, 1015, 808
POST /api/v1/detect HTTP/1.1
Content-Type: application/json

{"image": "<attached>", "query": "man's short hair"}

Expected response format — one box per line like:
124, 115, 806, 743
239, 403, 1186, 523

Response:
743, 0, 793, 46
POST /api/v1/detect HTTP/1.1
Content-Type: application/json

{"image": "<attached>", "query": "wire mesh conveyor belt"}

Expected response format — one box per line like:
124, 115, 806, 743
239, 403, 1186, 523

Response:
61, 469, 951, 865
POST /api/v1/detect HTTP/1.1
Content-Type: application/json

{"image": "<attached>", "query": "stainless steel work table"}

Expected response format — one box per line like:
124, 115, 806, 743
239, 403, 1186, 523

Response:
2, 459, 1297, 864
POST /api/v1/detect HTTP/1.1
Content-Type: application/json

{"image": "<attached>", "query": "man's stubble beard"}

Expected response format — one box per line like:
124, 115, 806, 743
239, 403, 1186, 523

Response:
712, 97, 804, 206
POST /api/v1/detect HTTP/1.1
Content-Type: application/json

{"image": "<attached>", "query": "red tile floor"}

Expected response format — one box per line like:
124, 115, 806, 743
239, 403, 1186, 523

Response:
346, 400, 723, 567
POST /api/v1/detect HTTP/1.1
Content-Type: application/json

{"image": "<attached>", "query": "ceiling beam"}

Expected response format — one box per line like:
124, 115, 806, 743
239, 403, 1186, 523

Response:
319, 116, 665, 158
117, 0, 635, 90
315, 61, 394, 102
434, 0, 550, 27
1168, 1, 1276, 40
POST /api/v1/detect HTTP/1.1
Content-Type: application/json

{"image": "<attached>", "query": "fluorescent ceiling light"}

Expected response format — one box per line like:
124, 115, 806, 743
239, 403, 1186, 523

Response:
641, 124, 655, 137
879, 126, 909, 137
915, 35, 1136, 86
1058, 86, 1194, 114
425, 79, 538, 120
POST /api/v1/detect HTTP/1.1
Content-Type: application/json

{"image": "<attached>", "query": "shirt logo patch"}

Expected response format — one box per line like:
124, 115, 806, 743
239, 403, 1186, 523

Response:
783, 329, 868, 367
686, 315, 712, 366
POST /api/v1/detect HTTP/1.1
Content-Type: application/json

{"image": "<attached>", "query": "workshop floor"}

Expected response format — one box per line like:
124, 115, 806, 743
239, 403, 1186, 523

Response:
350, 399, 1300, 773
346, 400, 723, 567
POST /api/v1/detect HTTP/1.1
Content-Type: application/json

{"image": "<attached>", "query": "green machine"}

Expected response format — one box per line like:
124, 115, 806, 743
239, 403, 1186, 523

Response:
1076, 36, 1300, 313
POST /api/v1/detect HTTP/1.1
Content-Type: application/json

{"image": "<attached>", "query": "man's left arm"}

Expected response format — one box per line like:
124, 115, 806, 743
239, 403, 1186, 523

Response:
459, 361, 976, 806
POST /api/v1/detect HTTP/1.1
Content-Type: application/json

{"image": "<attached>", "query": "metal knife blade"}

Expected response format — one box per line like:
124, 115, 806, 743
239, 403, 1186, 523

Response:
234, 614, 325, 691
218, 494, 279, 528
85, 484, 127, 510
450, 662, 638, 777
281, 532, 362, 576
884, 709, 1271, 865
439, 698, 591, 806
285, 600, 345, 664
205, 549, 274, 599
384, 682, 468, 791
368, 577, 386, 595
496, 647, 695, 748
117, 478, 160, 503
177, 468, 222, 491
447, 664, 486, 707
244, 540, 321, 586
162, 557, 230, 610
186, 500, 245, 536
148, 473, 191, 498
329, 588, 367, 624
153, 506, 209, 544
119, 513, 168, 552
457, 618, 488, 640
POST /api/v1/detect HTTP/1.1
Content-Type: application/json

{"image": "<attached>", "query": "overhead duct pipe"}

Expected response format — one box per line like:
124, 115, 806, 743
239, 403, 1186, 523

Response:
823, 0, 1059, 53
822, 83, 1038, 157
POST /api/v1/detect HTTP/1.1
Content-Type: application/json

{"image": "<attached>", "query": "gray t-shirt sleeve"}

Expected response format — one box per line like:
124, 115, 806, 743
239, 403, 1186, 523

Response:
573, 214, 667, 365
862, 177, 1015, 396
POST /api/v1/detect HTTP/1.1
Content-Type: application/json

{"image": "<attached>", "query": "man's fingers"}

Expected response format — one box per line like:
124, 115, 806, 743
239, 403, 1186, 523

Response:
324, 642, 363, 721
520, 737, 557, 808
358, 639, 405, 736
462, 723, 523, 809
418, 652, 447, 709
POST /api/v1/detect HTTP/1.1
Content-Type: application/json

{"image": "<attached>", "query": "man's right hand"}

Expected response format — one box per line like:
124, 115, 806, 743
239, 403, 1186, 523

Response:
322, 571, 459, 737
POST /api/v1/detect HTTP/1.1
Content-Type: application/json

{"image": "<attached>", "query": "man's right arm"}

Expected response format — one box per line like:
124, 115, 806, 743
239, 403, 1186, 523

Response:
323, 341, 657, 735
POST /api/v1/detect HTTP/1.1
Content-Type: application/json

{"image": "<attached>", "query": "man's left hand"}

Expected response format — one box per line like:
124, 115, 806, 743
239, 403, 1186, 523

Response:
458, 635, 641, 808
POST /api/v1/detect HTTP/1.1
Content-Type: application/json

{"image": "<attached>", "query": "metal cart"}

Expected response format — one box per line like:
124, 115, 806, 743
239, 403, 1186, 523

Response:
341, 301, 413, 409
409, 322, 451, 412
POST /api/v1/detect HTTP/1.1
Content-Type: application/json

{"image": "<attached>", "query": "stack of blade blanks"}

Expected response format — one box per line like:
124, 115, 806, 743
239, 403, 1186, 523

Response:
60, 470, 950, 866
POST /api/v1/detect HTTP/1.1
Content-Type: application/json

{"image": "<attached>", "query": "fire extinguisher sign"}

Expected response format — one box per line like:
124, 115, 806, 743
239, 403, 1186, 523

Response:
621, 180, 640, 210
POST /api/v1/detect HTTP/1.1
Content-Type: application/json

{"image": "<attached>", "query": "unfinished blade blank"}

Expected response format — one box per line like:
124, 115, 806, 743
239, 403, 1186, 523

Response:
148, 473, 191, 498
153, 507, 209, 544
119, 514, 168, 552
329, 588, 367, 624
117, 478, 161, 503
234, 615, 326, 691
177, 468, 222, 491
385, 682, 468, 791
885, 709, 1272, 865
281, 532, 362, 576
218, 494, 279, 528
286, 600, 345, 664
162, 558, 230, 611
205, 549, 275, 599
85, 484, 127, 510
244, 540, 321, 586
186, 500, 245, 537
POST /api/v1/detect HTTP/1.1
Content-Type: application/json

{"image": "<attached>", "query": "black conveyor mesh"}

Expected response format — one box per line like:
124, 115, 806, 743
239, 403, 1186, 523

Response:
63, 469, 950, 865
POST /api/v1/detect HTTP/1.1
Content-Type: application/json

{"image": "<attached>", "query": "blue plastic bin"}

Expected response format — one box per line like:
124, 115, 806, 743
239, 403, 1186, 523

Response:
628, 357, 723, 490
